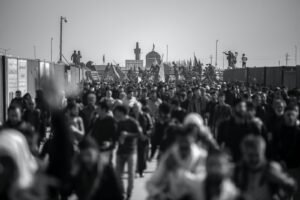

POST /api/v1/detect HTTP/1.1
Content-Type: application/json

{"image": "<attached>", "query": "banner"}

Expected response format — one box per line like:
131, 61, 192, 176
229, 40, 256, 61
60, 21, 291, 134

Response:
7, 58, 18, 103
17, 59, 28, 95
40, 61, 45, 77
45, 62, 50, 77
159, 62, 165, 82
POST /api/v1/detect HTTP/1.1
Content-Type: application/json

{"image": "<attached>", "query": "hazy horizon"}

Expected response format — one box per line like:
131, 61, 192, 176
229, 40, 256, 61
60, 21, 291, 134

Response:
1, 0, 300, 67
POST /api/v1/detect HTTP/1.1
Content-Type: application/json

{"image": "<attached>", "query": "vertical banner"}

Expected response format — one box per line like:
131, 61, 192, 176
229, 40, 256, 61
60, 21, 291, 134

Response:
7, 58, 18, 104
18, 59, 28, 95
45, 62, 50, 77
67, 70, 71, 83
40, 61, 45, 77
159, 62, 165, 82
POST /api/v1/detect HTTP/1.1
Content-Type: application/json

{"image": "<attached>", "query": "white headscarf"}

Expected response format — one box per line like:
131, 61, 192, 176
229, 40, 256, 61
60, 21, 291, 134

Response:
183, 113, 214, 141
0, 129, 38, 189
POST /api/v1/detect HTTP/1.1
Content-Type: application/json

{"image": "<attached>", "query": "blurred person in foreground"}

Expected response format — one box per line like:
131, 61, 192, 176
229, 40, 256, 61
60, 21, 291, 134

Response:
0, 129, 54, 200
3, 105, 25, 131
146, 114, 209, 200
277, 105, 300, 199
65, 102, 85, 152
201, 151, 240, 200
234, 134, 297, 200
68, 137, 123, 200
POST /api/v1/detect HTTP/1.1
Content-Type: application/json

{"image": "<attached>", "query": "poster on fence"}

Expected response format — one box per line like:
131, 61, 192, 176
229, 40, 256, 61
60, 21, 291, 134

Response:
18, 59, 28, 95
7, 58, 18, 104
40, 61, 45, 77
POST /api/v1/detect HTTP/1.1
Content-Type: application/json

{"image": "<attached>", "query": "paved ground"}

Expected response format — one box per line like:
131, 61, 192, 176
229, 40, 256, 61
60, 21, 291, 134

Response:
123, 159, 157, 200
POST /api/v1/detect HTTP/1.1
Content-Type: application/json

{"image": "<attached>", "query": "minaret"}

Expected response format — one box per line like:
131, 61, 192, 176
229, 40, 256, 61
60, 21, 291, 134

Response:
134, 42, 141, 60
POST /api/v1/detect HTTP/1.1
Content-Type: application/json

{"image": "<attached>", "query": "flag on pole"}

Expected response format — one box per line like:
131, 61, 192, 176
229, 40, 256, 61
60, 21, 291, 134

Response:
112, 64, 120, 79
103, 54, 105, 64
194, 55, 198, 67
159, 62, 165, 82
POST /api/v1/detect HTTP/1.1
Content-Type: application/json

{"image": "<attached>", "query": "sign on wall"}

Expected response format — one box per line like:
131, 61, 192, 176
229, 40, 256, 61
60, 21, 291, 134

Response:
40, 61, 50, 77
18, 59, 28, 95
7, 58, 18, 103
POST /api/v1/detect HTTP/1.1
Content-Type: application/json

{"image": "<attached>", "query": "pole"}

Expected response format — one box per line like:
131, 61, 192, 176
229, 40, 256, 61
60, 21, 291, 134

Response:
285, 53, 290, 66
34, 45, 36, 59
166, 45, 168, 63
51, 37, 53, 62
223, 53, 224, 69
59, 16, 63, 63
295, 45, 298, 65
215, 40, 218, 67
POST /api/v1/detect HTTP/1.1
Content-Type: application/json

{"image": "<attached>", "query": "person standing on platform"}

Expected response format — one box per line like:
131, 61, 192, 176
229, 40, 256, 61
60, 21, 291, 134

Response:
242, 53, 248, 68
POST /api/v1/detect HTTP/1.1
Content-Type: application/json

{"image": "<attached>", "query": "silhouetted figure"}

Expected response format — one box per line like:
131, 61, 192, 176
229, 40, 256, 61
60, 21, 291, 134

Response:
224, 51, 233, 69
71, 50, 77, 64
242, 53, 248, 68
77, 51, 82, 65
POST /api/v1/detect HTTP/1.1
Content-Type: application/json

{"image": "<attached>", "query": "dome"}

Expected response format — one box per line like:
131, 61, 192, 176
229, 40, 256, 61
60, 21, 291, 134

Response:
146, 50, 161, 59
146, 50, 162, 69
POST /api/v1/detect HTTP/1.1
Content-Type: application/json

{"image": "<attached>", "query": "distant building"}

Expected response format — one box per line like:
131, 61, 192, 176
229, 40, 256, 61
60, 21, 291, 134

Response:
134, 42, 141, 61
94, 65, 107, 76
146, 46, 161, 69
125, 42, 144, 70
125, 60, 143, 71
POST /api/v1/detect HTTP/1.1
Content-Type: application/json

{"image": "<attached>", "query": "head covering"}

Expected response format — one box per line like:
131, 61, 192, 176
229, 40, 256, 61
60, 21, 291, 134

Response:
183, 113, 215, 143
183, 113, 204, 130
0, 129, 38, 189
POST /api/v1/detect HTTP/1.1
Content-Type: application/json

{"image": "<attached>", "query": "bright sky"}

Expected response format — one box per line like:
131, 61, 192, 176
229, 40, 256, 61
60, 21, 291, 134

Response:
0, 0, 300, 67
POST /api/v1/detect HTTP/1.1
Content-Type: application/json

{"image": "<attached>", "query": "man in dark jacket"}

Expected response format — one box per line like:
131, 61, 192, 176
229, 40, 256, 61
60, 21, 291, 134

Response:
90, 100, 117, 164
277, 105, 300, 199
217, 99, 260, 162
70, 137, 123, 200
80, 92, 97, 134
234, 134, 297, 200
114, 105, 142, 200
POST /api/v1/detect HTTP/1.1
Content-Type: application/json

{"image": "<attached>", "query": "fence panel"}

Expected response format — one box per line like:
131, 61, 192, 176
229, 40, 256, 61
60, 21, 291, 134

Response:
265, 67, 282, 87
0, 56, 4, 122
283, 71, 296, 89
248, 68, 265, 85
27, 59, 39, 98
223, 68, 247, 82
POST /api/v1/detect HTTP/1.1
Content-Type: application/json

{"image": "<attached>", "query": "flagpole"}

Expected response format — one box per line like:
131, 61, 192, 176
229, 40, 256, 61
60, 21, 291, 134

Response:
215, 40, 218, 67
166, 45, 168, 63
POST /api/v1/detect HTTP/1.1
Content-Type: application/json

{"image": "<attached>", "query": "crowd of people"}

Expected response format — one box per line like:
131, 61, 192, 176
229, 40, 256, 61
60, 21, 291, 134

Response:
0, 78, 299, 200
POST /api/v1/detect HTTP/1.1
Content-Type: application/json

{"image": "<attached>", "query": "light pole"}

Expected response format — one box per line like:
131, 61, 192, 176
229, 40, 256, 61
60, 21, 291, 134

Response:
215, 40, 218, 67
33, 45, 36, 59
51, 37, 53, 62
59, 16, 67, 63
295, 45, 298, 66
